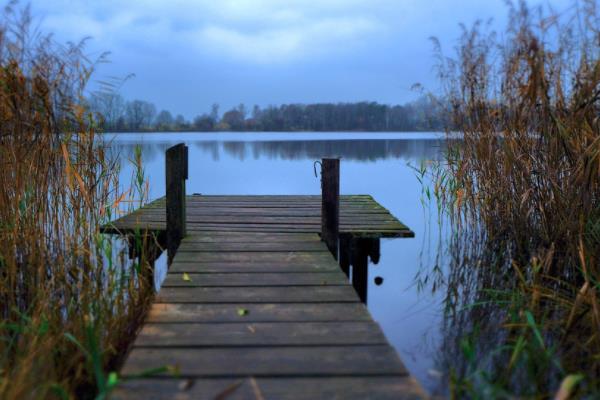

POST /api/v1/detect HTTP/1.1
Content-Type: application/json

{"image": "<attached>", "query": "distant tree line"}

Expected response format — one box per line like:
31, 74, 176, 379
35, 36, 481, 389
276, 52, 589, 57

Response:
87, 93, 448, 132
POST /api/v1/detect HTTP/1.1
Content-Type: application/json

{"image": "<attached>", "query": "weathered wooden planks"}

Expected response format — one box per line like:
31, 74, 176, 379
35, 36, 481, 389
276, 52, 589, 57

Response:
112, 376, 427, 400
156, 286, 360, 303
169, 262, 340, 273
121, 346, 407, 377
172, 251, 334, 263
101, 195, 414, 238
176, 241, 328, 252
162, 272, 348, 287
108, 196, 424, 399
145, 303, 373, 323
134, 321, 387, 347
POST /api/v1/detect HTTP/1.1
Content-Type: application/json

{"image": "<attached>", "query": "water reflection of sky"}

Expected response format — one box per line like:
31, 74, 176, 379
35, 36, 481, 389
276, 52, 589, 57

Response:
110, 131, 448, 396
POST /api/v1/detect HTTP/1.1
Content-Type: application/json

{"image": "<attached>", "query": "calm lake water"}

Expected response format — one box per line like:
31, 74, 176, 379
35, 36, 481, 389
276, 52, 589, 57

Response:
110, 131, 448, 395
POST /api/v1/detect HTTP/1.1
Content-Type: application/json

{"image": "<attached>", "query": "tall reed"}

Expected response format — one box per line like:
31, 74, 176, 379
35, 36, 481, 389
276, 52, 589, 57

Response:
0, 3, 153, 398
429, 0, 600, 397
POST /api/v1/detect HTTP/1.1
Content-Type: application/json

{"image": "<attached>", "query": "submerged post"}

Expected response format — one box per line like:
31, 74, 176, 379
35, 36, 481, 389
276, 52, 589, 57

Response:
321, 158, 340, 260
166, 143, 188, 265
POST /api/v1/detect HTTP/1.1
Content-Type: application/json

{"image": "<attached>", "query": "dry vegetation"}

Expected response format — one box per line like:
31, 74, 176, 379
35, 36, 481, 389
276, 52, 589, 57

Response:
0, 3, 153, 399
430, 0, 600, 397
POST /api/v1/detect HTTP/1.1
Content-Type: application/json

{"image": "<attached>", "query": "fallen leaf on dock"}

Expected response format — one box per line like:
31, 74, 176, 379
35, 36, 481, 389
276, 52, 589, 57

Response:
182, 272, 191, 282
178, 379, 194, 391
249, 377, 266, 400
237, 308, 249, 316
215, 380, 243, 400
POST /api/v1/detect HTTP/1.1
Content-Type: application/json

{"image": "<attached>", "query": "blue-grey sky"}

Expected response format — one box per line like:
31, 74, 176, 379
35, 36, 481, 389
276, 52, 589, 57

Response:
33, 0, 570, 118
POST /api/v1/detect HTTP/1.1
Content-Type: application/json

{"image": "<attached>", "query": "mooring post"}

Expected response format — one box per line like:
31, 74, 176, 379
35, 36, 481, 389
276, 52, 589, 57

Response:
321, 158, 340, 260
166, 143, 188, 265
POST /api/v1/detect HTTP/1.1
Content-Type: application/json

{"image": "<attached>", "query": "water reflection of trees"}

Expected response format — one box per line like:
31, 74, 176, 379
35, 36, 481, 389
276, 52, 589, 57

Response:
110, 138, 448, 163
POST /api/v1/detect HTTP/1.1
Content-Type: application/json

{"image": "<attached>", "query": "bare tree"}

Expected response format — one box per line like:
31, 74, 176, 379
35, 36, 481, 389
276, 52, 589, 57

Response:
125, 99, 156, 130
88, 92, 125, 131
155, 109, 174, 130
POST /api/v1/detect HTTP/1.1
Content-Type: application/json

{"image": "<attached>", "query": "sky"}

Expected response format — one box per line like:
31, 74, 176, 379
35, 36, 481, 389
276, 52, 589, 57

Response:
32, 0, 572, 119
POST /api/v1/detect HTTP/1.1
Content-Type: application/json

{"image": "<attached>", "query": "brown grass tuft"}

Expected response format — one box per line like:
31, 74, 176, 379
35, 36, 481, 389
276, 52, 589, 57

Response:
0, 3, 153, 398
432, 0, 600, 396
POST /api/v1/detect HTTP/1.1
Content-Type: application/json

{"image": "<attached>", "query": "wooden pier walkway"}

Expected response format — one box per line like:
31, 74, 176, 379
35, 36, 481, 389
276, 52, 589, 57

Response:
107, 145, 425, 399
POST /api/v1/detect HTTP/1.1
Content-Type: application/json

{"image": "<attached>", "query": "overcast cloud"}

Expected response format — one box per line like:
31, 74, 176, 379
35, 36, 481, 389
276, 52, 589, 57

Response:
32, 0, 571, 118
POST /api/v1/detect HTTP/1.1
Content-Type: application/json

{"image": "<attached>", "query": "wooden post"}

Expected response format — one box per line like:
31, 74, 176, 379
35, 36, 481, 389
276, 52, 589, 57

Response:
321, 158, 340, 260
166, 143, 188, 265
366, 238, 381, 264
351, 238, 369, 303
339, 234, 351, 277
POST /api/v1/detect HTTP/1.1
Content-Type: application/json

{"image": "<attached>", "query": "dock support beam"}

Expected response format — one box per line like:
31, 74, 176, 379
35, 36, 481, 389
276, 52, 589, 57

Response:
166, 143, 188, 265
339, 234, 351, 276
321, 158, 340, 260
342, 237, 381, 304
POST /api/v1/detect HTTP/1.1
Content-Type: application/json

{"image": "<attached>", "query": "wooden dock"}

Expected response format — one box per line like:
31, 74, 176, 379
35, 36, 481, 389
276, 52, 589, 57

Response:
107, 145, 425, 399
103, 195, 413, 238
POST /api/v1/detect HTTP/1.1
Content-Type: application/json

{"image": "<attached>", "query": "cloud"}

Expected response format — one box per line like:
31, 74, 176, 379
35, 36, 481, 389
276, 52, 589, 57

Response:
195, 16, 383, 63
29, 0, 576, 117
35, 0, 388, 64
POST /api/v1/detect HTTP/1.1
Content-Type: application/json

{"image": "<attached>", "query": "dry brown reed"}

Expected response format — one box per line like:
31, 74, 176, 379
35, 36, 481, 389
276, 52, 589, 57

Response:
431, 0, 600, 396
0, 3, 153, 398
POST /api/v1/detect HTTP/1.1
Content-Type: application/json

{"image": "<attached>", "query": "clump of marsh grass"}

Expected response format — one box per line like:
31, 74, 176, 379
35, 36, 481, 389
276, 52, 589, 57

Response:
428, 0, 600, 397
0, 3, 154, 399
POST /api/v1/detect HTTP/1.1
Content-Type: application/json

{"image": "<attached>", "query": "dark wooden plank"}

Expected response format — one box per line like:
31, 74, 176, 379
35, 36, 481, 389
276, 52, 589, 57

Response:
184, 226, 411, 235
112, 220, 409, 231
117, 215, 400, 224
176, 241, 328, 252
120, 346, 407, 377
181, 202, 378, 207
156, 194, 375, 201
156, 286, 359, 303
173, 251, 335, 263
182, 232, 320, 243
104, 223, 413, 237
145, 303, 372, 323
180, 202, 383, 208
169, 262, 340, 273
152, 205, 385, 211
112, 376, 426, 400
162, 272, 348, 287
134, 322, 386, 347
138, 208, 389, 216
143, 197, 377, 203
182, 223, 409, 230
179, 203, 384, 210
